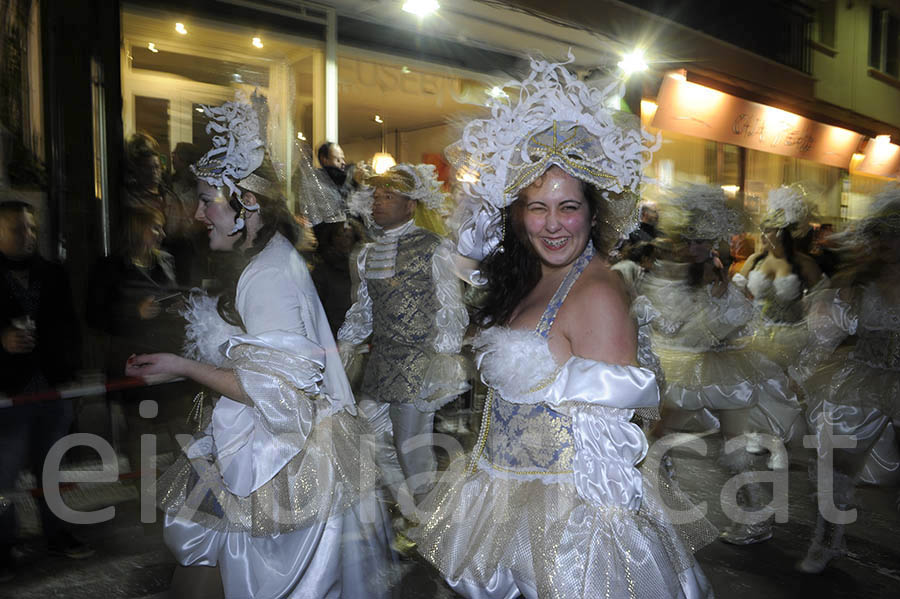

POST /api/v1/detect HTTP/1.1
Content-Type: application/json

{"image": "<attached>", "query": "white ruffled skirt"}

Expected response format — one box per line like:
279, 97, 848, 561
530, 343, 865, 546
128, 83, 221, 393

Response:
408, 459, 717, 599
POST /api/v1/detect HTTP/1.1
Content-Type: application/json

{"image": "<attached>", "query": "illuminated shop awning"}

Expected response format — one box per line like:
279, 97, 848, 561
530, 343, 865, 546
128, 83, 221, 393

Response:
651, 72, 864, 170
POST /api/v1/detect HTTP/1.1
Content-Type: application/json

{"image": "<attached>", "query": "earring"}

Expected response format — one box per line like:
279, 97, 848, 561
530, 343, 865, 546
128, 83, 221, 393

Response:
498, 208, 507, 254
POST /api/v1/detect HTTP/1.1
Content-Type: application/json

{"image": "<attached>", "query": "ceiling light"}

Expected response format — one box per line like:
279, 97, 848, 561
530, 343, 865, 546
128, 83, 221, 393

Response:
875, 134, 891, 145
175, 22, 187, 35
372, 152, 396, 174
147, 42, 158, 53
402, 0, 440, 17
618, 49, 648, 76
402, 66, 411, 74
297, 132, 306, 141
374, 115, 384, 124
252, 37, 263, 49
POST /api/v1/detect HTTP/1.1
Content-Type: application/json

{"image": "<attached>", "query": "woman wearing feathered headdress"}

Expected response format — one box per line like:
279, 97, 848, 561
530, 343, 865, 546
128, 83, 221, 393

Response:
125, 93, 394, 598
406, 55, 716, 599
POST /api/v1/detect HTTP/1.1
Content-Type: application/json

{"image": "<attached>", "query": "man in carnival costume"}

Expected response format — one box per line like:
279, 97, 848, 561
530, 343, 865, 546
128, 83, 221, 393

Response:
338, 163, 469, 510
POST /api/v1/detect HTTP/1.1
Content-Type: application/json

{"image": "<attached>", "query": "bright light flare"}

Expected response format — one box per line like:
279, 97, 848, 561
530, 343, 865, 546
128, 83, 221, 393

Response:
618, 49, 648, 76
297, 132, 306, 141
175, 22, 187, 35
252, 37, 263, 49
372, 152, 396, 174
147, 42, 159, 53
374, 115, 384, 124
402, 0, 440, 17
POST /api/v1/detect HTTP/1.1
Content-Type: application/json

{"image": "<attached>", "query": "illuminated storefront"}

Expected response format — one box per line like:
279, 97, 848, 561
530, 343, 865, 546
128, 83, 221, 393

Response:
643, 70, 898, 226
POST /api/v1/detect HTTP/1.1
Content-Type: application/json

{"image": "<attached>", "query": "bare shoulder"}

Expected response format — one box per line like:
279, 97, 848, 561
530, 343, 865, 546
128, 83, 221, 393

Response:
559, 259, 636, 365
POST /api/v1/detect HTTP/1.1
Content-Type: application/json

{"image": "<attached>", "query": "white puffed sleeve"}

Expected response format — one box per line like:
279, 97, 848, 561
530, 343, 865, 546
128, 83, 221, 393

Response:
198, 263, 345, 498
337, 245, 373, 368
789, 287, 858, 384
416, 240, 472, 411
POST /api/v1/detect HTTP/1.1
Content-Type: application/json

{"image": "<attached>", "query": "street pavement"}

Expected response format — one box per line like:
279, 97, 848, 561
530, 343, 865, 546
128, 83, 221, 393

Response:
1, 433, 897, 599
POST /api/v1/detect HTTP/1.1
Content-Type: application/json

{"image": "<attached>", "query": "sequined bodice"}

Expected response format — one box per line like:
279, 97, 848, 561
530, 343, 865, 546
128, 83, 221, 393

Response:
480, 333, 576, 475
472, 243, 594, 478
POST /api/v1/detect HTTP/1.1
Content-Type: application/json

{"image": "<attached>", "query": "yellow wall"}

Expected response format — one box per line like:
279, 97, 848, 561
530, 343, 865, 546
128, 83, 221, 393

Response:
813, 1, 900, 130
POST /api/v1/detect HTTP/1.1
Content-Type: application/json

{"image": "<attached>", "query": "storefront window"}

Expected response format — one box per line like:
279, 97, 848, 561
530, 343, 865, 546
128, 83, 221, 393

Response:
744, 149, 844, 223
337, 53, 493, 179
121, 3, 324, 209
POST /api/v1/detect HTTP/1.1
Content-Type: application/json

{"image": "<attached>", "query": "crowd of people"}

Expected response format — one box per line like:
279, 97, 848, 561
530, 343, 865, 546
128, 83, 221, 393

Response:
0, 54, 897, 598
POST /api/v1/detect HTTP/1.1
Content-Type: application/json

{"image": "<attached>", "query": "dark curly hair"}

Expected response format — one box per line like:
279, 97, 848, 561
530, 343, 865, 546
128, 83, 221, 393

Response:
472, 172, 608, 328
212, 156, 301, 328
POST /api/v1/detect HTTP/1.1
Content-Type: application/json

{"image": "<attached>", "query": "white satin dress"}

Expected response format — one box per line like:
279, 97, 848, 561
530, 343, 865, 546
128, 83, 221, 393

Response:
409, 244, 716, 599
793, 284, 900, 486
157, 233, 395, 599
636, 266, 803, 443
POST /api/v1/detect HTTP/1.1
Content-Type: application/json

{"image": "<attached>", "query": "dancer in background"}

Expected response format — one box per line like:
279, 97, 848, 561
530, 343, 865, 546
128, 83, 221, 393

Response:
126, 95, 394, 599
791, 188, 900, 573
410, 56, 716, 599
636, 184, 800, 545
338, 163, 470, 508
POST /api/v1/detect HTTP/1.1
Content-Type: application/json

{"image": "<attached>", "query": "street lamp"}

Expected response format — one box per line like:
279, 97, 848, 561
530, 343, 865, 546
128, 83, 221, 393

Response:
618, 49, 648, 76
402, 0, 440, 17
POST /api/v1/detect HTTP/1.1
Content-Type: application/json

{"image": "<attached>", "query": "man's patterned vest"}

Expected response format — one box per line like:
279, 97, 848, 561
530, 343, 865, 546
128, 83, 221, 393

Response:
361, 228, 441, 403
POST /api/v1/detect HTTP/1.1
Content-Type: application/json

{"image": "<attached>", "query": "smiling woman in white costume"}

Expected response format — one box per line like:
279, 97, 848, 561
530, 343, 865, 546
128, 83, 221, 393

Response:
407, 56, 717, 599
125, 94, 394, 599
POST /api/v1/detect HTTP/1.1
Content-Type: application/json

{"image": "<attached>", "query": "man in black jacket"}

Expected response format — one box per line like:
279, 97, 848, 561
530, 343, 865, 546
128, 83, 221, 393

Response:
0, 200, 91, 581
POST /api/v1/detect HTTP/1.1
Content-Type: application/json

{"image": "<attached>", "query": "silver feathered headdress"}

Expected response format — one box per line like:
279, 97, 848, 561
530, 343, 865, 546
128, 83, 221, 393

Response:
191, 91, 276, 233
450, 53, 660, 262
659, 184, 742, 242
760, 184, 816, 238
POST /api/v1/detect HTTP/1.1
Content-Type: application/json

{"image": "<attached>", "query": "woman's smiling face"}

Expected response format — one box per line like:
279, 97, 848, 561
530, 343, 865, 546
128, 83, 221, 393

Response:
195, 180, 239, 251
519, 166, 592, 272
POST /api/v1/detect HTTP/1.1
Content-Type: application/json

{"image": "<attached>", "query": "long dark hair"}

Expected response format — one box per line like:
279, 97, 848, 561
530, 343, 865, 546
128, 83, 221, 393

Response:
472, 173, 607, 328
746, 227, 806, 288
214, 157, 301, 328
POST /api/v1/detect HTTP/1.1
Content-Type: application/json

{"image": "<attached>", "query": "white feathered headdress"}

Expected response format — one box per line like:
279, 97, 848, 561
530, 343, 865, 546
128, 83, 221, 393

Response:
450, 52, 660, 262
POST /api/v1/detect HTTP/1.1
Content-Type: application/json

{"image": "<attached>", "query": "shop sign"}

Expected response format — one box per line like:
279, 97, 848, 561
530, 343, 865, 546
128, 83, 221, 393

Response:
855, 136, 900, 178
652, 74, 863, 169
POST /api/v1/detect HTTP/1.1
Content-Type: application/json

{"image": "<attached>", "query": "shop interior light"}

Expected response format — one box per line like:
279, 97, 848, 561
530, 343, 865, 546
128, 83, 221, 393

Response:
876, 134, 892, 145
720, 185, 741, 195
195, 107, 204, 113
297, 132, 306, 141
402, 0, 440, 17
373, 152, 396, 174
618, 49, 648, 76
402, 66, 411, 74
852, 152, 866, 161
252, 37, 263, 49
668, 69, 687, 82
486, 86, 508, 99
374, 114, 384, 124
175, 22, 187, 35
147, 42, 158, 53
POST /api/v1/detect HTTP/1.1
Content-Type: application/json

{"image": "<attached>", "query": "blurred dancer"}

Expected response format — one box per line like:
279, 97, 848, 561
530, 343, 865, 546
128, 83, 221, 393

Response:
635, 184, 801, 545
126, 95, 394, 599
791, 189, 900, 573
733, 185, 822, 449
